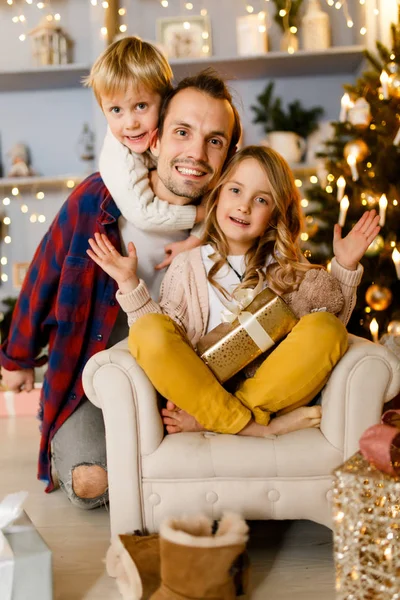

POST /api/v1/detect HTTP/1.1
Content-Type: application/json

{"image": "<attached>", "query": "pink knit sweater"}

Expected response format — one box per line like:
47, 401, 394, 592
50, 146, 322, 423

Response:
116, 247, 363, 346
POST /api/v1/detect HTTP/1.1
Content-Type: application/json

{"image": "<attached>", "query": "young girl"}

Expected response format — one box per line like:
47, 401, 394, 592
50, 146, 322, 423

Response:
87, 146, 380, 438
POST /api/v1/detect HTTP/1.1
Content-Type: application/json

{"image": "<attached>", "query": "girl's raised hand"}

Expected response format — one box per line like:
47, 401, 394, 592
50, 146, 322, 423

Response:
87, 232, 139, 293
333, 209, 381, 271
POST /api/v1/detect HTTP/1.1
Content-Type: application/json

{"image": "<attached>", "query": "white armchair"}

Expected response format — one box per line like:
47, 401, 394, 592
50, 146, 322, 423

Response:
82, 334, 400, 537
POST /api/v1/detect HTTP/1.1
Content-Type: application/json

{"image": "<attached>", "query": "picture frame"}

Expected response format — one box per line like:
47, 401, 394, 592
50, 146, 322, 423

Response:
12, 262, 30, 289
157, 15, 212, 60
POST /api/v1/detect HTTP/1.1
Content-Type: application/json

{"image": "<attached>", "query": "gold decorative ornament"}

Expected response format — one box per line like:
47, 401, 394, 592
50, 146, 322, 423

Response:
387, 61, 400, 98
365, 234, 385, 257
333, 453, 400, 600
343, 139, 370, 163
388, 320, 400, 336
365, 284, 393, 311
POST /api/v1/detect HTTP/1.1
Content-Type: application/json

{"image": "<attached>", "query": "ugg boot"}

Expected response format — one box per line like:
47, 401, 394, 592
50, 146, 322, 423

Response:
106, 532, 161, 599
150, 513, 249, 599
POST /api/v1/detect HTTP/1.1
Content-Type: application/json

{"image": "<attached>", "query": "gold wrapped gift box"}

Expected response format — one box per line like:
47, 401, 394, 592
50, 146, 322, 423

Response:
196, 288, 298, 383
332, 452, 400, 599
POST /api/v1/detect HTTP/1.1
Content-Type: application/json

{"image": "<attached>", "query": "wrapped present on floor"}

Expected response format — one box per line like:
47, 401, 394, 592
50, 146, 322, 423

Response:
332, 452, 400, 600
0, 492, 53, 600
0, 384, 42, 418
196, 287, 298, 383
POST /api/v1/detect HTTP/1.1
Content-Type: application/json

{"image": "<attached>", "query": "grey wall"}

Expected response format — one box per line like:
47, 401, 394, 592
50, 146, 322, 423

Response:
0, 0, 374, 300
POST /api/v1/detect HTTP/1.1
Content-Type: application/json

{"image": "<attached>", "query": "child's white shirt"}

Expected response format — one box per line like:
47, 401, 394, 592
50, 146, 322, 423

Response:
99, 127, 204, 235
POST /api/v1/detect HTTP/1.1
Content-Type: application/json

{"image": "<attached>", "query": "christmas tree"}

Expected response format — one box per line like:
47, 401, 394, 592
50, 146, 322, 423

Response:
303, 9, 400, 343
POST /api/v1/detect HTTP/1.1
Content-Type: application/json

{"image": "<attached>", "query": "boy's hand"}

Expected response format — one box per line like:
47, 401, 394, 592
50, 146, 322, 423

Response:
195, 203, 206, 224
333, 209, 380, 271
87, 232, 139, 294
155, 235, 202, 270
1, 367, 34, 393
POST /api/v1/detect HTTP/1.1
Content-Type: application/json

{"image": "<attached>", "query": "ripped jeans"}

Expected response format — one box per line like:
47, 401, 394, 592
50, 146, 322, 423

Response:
51, 398, 108, 509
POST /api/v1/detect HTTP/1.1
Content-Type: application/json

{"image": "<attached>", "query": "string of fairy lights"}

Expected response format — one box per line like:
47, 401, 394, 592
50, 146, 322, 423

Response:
0, 179, 79, 284
2, 0, 384, 45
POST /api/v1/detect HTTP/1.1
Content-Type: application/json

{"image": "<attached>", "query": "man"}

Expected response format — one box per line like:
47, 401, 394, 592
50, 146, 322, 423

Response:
0, 70, 241, 508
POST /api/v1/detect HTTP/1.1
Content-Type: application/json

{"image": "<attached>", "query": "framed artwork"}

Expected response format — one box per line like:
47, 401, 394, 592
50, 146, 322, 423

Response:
12, 262, 30, 289
157, 15, 212, 59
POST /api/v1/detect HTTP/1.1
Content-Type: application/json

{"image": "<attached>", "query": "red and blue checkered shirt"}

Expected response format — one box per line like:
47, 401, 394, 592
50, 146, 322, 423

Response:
0, 173, 122, 491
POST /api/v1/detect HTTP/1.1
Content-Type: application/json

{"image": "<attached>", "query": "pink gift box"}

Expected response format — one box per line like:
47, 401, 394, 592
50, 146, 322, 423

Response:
0, 385, 42, 417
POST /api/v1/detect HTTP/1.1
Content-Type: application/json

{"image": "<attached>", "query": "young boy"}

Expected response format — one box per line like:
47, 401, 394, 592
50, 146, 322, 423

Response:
84, 36, 204, 269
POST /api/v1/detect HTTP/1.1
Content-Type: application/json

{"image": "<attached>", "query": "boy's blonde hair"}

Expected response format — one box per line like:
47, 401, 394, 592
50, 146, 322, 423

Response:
203, 145, 321, 298
83, 36, 173, 106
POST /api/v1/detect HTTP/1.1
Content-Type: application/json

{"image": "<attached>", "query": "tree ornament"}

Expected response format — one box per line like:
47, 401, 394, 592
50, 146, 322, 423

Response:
388, 320, 400, 336
365, 284, 393, 311
387, 62, 400, 98
343, 139, 369, 163
365, 234, 385, 256
347, 98, 372, 130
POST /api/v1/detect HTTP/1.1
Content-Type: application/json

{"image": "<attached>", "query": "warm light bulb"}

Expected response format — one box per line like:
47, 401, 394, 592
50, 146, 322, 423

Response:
21, 204, 28, 213
54, 13, 60, 20
370, 318, 379, 342
66, 180, 76, 188
183, 21, 190, 29
19, 34, 26, 41
118, 8, 126, 15
0, 257, 7, 266
100, 26, 107, 36
36, 192, 44, 199
360, 27, 367, 35
2, 198, 10, 206
1, 274, 8, 283
185, 2, 193, 9
38, 215, 46, 223
295, 179, 303, 188
301, 199, 309, 208
3, 217, 11, 225
246, 5, 254, 13
4, 236, 11, 244
102, 1, 109, 8
30, 214, 37, 223
37, 2, 45, 9
11, 187, 19, 196
279, 9, 286, 16
119, 24, 127, 32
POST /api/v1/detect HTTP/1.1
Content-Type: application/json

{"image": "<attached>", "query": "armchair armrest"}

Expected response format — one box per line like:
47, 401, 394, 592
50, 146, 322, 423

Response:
320, 334, 400, 459
82, 338, 164, 535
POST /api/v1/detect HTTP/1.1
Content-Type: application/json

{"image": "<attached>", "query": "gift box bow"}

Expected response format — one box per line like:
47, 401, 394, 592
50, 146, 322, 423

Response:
219, 273, 275, 353
359, 409, 400, 477
0, 491, 29, 600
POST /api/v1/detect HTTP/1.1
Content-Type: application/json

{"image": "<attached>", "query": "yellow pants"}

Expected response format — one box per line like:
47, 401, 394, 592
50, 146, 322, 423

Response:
128, 312, 348, 434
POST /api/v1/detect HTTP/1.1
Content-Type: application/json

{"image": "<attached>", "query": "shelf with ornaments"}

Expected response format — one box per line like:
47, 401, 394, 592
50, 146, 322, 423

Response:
0, 174, 85, 192
169, 46, 365, 81
0, 64, 91, 93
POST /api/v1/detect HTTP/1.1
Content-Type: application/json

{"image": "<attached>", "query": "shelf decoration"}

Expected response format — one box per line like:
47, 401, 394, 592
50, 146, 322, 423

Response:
7, 143, 35, 178
28, 16, 71, 65
236, 12, 268, 56
271, 0, 304, 53
302, 0, 330, 51
5, 2, 62, 44
157, 15, 212, 59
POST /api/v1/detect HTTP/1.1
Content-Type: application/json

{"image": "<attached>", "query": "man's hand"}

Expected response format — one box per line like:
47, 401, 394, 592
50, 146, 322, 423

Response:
155, 235, 202, 270
87, 232, 140, 294
333, 209, 381, 271
1, 367, 34, 392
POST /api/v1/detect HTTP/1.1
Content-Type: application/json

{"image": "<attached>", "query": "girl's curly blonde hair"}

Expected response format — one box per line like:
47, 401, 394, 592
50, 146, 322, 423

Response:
202, 145, 320, 299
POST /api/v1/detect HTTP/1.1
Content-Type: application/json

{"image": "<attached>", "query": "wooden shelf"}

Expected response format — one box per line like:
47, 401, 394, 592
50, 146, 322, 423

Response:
0, 64, 90, 92
0, 46, 364, 92
0, 174, 85, 189
170, 46, 365, 81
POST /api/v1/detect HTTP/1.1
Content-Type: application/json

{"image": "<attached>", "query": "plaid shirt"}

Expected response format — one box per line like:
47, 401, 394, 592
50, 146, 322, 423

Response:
0, 173, 122, 491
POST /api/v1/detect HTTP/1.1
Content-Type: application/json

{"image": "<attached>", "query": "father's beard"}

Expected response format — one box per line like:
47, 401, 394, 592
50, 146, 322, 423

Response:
151, 160, 214, 203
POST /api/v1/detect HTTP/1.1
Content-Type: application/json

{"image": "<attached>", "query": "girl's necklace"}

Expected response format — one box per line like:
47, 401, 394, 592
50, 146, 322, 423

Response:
226, 259, 244, 282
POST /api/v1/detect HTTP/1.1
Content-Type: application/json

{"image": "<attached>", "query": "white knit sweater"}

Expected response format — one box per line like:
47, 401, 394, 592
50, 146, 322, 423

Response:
99, 127, 204, 234
116, 249, 363, 347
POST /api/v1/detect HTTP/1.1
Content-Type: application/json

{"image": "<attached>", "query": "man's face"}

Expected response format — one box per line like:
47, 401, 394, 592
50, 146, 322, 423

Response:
152, 88, 235, 200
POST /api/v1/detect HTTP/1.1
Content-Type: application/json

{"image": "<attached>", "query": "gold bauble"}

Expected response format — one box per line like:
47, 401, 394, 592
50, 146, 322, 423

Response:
365, 284, 393, 311
388, 320, 400, 336
387, 62, 400, 98
365, 234, 385, 257
343, 140, 370, 163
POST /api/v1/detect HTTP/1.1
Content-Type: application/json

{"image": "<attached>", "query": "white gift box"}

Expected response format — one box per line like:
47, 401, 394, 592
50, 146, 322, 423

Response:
236, 14, 268, 56
0, 493, 52, 600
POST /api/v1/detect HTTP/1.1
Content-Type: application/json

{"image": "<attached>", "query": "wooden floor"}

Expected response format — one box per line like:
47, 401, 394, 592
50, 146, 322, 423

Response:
0, 417, 337, 599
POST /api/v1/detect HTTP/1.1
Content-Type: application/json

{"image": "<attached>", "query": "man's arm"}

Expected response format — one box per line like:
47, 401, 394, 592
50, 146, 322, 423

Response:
99, 128, 197, 231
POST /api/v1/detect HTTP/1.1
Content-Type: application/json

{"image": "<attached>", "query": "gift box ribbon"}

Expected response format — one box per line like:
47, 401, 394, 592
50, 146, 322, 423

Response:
359, 409, 400, 476
0, 492, 29, 600
219, 273, 274, 352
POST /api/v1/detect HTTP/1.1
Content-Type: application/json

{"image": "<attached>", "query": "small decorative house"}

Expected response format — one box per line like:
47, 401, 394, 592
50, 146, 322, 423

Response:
28, 17, 71, 66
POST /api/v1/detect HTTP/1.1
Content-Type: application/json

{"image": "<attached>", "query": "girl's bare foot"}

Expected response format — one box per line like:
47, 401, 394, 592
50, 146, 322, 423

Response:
161, 406, 205, 434
238, 406, 322, 438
